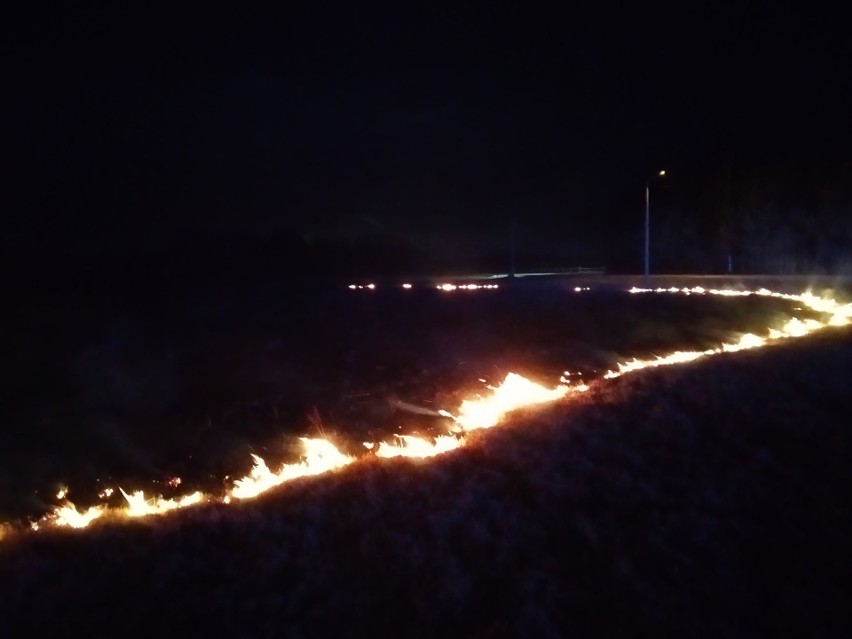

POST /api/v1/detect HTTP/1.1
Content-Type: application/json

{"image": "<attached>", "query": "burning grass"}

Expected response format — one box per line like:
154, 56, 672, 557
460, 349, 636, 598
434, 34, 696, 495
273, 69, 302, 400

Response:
0, 284, 850, 637
2, 286, 850, 537
1, 326, 849, 637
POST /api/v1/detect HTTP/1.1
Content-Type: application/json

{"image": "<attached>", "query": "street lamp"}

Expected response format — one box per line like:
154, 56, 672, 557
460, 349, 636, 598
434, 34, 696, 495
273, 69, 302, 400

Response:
644, 169, 666, 286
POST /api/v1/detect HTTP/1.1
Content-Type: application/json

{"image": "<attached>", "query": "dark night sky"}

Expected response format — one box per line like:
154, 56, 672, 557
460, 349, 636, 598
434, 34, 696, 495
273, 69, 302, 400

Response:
3, 2, 851, 264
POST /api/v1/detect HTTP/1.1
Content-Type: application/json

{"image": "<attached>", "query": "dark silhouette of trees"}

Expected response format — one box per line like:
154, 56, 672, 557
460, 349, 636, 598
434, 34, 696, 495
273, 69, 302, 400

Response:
650, 159, 851, 274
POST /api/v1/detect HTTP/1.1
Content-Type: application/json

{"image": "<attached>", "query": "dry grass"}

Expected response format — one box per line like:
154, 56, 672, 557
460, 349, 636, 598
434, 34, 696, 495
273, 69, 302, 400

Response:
1, 327, 850, 638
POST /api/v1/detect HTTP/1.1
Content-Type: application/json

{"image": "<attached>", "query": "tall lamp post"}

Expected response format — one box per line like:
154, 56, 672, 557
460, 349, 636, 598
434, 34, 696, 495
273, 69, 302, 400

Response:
644, 170, 666, 286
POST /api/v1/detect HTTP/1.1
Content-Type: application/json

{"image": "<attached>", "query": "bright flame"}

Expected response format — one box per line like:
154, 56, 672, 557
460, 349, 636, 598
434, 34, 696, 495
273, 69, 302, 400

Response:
119, 488, 203, 518
450, 372, 573, 431
229, 438, 353, 500
36, 488, 205, 530
721, 333, 766, 352
773, 317, 824, 338
606, 286, 852, 379
45, 503, 106, 529
605, 350, 706, 378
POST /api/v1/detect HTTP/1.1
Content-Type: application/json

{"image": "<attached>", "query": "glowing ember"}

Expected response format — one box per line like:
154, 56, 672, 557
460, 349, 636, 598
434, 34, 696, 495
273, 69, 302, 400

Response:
373, 434, 462, 459
559, 370, 589, 384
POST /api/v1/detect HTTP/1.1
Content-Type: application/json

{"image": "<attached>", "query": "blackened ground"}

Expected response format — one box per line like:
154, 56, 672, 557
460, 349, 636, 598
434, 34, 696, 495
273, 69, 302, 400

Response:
1, 327, 849, 638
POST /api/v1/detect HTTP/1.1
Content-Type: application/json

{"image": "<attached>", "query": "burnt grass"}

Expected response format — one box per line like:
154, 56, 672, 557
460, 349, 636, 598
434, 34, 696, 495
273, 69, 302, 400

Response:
1, 320, 850, 637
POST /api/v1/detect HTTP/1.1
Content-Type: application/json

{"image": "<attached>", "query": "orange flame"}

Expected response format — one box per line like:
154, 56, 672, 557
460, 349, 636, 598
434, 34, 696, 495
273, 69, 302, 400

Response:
228, 438, 353, 500
448, 372, 574, 432
119, 489, 204, 518
32, 487, 206, 531
39, 503, 106, 530
602, 286, 852, 379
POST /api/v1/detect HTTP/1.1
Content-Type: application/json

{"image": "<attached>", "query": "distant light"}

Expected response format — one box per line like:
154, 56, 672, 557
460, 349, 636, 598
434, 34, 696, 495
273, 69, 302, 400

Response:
348, 284, 357, 290
402, 283, 412, 289
435, 282, 498, 292
367, 283, 376, 290
659, 170, 666, 176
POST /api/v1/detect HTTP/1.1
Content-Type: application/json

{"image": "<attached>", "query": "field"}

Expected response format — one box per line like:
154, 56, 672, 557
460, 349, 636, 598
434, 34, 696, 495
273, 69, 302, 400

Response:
1, 278, 850, 636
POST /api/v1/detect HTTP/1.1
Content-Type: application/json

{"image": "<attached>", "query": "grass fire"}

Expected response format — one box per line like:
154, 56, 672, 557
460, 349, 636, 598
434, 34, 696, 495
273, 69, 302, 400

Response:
2, 285, 848, 537
1, 281, 849, 637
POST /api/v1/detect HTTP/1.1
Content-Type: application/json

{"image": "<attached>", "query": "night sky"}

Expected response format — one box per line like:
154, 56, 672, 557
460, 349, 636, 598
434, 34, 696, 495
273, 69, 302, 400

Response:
4, 2, 851, 271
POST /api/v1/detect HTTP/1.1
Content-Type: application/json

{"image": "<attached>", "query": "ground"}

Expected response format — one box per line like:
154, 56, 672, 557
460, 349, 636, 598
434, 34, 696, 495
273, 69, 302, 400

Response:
1, 322, 849, 638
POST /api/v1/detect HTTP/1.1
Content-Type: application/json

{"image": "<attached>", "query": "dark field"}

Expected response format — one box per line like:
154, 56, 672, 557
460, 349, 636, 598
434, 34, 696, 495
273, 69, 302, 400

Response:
1, 280, 850, 637
0, 279, 829, 520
